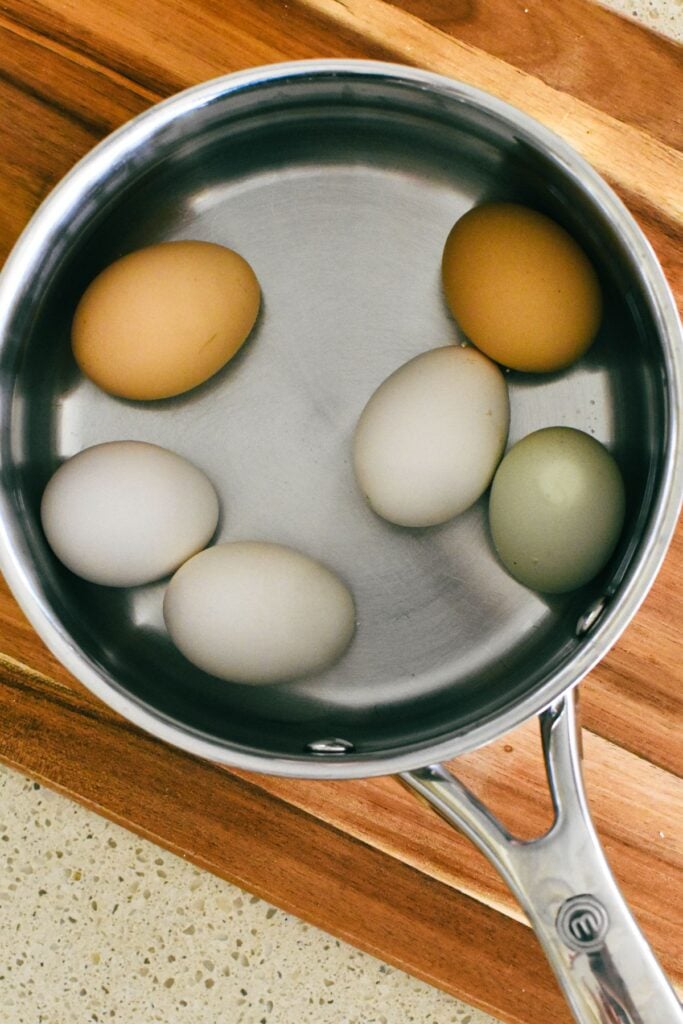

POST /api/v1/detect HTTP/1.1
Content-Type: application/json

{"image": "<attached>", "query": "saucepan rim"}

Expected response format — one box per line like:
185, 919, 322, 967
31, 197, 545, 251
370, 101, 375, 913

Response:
0, 59, 680, 778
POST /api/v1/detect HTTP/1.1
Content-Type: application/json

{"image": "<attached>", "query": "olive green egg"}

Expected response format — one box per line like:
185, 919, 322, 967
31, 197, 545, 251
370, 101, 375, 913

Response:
489, 427, 625, 594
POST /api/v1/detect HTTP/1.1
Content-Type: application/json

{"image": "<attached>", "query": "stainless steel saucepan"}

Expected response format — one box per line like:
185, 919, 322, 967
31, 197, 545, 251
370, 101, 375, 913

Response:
0, 61, 680, 1023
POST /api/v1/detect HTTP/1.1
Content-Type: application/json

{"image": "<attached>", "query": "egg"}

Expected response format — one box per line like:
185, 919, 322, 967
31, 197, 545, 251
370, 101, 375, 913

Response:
489, 427, 625, 593
163, 542, 356, 684
353, 346, 509, 527
72, 240, 260, 400
442, 203, 602, 373
41, 441, 219, 586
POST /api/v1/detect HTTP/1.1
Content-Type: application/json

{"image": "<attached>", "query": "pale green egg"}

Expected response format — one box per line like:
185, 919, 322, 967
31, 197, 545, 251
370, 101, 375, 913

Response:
489, 427, 625, 594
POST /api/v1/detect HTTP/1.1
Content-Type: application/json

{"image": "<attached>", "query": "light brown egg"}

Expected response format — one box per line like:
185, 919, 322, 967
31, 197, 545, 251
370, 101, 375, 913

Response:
72, 240, 260, 400
442, 203, 602, 373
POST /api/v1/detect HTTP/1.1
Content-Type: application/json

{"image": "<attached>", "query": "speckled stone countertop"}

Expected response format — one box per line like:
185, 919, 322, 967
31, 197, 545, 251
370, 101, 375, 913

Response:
1, 3, 680, 1023
0, 767, 495, 1024
601, 0, 681, 38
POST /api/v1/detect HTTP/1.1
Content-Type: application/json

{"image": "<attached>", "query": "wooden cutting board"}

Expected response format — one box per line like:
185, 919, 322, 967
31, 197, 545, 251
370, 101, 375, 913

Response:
0, 3, 681, 1023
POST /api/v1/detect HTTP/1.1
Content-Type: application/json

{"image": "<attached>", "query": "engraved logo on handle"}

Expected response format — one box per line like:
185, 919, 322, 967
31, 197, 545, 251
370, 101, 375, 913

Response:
556, 895, 610, 953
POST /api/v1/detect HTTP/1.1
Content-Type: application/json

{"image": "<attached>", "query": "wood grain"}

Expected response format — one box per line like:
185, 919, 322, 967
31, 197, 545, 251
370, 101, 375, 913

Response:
2, 1, 681, 307
3, 0, 683, 221
233, 724, 683, 954
0, 1, 681, 1022
2, 2, 681, 296
0, 663, 572, 1024
581, 526, 683, 776
297, 0, 683, 221
394, 0, 683, 149
0, 637, 680, 1015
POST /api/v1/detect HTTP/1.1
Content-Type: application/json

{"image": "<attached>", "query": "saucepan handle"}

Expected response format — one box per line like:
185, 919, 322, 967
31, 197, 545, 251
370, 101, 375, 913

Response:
401, 691, 682, 1024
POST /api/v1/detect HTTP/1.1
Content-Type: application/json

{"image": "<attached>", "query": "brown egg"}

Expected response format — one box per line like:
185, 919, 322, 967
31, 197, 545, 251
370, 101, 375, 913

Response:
72, 240, 260, 400
442, 203, 602, 373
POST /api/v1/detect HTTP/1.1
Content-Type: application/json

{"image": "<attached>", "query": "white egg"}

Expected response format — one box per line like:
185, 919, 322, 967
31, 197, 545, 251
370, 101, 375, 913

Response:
41, 441, 219, 586
353, 346, 509, 527
163, 542, 356, 684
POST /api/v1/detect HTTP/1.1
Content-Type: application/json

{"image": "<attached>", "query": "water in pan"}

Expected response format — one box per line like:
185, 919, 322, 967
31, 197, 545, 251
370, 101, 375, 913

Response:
14, 114, 645, 756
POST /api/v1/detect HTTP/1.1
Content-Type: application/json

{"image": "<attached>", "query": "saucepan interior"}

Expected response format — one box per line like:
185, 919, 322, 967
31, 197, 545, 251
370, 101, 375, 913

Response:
0, 62, 679, 776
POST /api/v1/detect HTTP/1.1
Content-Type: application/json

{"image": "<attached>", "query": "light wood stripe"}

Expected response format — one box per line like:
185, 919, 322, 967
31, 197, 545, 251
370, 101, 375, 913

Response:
299, 0, 683, 223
